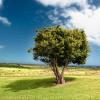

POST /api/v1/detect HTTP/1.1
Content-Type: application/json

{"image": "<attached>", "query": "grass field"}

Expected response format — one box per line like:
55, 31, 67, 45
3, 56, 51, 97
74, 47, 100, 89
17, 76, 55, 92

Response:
0, 65, 100, 100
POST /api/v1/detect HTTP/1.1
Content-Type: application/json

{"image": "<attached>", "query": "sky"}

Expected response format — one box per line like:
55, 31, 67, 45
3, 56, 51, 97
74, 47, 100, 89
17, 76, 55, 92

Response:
0, 0, 100, 65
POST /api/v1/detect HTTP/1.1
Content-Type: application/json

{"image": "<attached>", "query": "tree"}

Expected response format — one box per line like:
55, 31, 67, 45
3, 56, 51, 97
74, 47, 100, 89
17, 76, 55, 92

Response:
29, 25, 89, 84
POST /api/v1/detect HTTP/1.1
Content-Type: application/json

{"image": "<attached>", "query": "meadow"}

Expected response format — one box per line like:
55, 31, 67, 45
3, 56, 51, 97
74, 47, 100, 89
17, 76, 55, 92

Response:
0, 64, 100, 100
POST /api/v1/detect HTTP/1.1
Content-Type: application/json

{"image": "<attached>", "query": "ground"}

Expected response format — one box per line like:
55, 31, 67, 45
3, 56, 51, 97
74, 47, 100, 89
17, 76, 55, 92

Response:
0, 65, 100, 100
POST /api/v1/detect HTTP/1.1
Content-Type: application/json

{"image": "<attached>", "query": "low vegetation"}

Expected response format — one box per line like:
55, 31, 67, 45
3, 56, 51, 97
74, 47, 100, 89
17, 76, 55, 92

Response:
0, 65, 100, 100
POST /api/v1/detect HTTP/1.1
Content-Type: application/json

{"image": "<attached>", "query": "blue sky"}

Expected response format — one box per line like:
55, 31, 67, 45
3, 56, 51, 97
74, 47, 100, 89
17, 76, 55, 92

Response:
0, 0, 100, 65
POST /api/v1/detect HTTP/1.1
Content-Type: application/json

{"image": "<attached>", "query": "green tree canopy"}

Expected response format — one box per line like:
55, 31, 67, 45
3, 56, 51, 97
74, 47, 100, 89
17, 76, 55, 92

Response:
30, 25, 89, 84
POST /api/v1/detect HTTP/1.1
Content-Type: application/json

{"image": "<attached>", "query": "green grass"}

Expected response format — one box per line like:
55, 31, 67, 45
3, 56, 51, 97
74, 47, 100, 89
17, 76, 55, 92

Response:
0, 66, 100, 100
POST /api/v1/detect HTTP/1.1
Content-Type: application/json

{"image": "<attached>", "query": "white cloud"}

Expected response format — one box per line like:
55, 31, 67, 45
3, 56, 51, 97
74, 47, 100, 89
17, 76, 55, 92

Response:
0, 16, 11, 26
0, 45, 4, 49
0, 0, 11, 26
0, 0, 3, 8
36, 0, 89, 8
36, 0, 100, 46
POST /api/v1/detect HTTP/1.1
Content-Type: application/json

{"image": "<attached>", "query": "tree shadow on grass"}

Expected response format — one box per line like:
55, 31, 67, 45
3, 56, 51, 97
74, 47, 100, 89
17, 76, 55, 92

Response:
4, 77, 76, 92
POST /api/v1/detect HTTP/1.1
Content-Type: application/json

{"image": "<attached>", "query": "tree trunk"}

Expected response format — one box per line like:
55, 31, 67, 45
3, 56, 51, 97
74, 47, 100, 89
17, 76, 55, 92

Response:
50, 58, 67, 84
51, 63, 65, 84
56, 73, 65, 84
